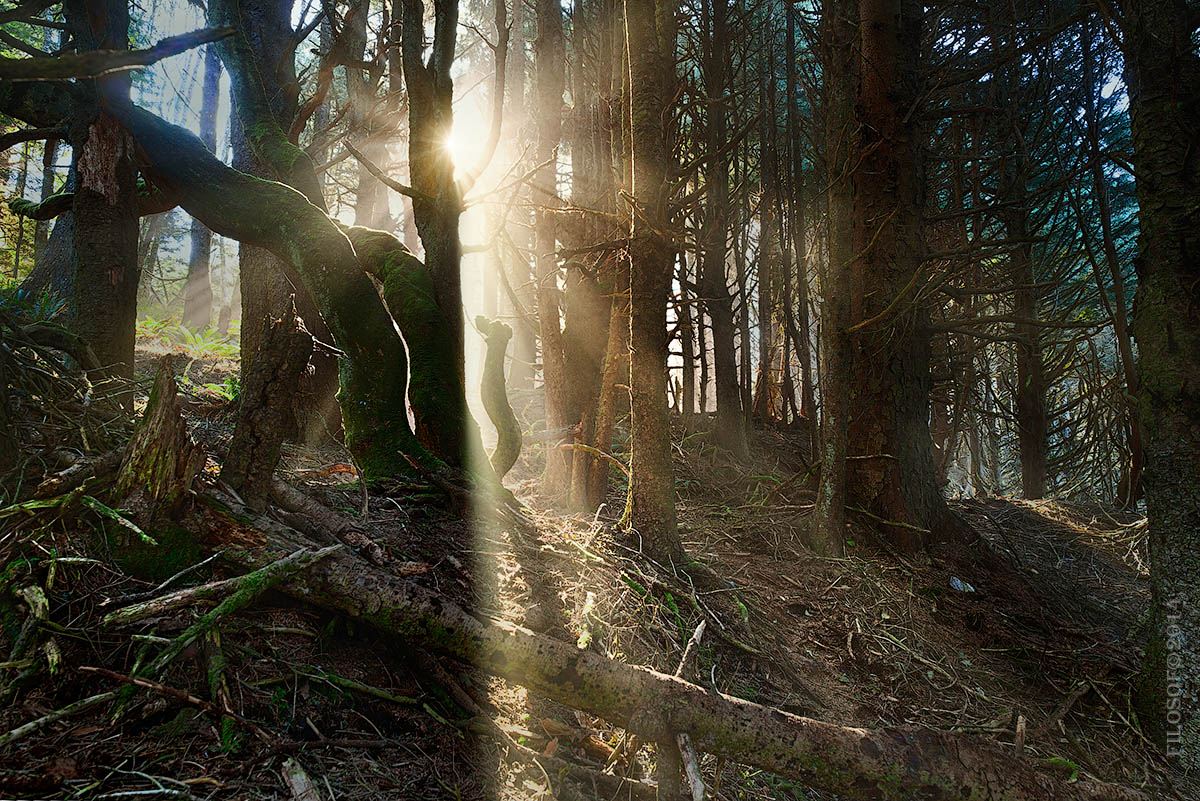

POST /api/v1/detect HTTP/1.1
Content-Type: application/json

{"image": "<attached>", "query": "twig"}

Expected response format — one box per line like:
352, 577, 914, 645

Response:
343, 142, 433, 202
0, 689, 119, 748
79, 666, 270, 741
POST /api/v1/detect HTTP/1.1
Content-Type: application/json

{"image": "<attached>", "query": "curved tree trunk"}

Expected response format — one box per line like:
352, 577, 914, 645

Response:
114, 103, 437, 479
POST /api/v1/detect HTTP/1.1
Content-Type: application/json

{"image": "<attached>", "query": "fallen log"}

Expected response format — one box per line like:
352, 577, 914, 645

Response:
203, 500, 1145, 801
111, 369, 1144, 801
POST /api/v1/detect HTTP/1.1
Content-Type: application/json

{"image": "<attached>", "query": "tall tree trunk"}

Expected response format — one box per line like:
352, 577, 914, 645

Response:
816, 0, 960, 553
566, 0, 620, 511
400, 0, 478, 468
622, 0, 683, 565
698, 0, 747, 456
182, 44, 222, 330
752, 58, 778, 424
987, 12, 1046, 499
785, 0, 815, 422
812, 0, 855, 556
210, 0, 344, 444
844, 0, 958, 550
64, 0, 139, 393
1118, 0, 1200, 772
533, 0, 571, 497
346, 0, 389, 230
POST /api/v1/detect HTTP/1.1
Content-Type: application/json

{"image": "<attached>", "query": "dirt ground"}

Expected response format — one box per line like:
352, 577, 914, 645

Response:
0, 342, 1187, 801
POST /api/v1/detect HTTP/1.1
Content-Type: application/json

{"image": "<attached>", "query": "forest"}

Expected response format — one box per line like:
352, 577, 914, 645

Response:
0, 0, 1196, 798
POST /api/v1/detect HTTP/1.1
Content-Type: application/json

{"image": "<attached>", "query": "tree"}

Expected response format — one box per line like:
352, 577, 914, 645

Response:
623, 0, 685, 565
1115, 0, 1200, 772
64, 0, 139, 391
814, 0, 962, 553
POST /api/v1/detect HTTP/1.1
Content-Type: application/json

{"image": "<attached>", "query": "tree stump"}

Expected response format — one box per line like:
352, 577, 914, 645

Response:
114, 357, 206, 521
221, 303, 313, 511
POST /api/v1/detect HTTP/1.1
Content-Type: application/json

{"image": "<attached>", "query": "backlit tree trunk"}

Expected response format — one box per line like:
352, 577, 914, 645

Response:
182, 44, 221, 330
533, 0, 571, 497
698, 0, 747, 456
622, 0, 684, 564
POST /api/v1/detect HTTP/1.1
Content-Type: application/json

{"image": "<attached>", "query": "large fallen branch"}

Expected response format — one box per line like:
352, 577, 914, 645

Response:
199, 502, 1143, 801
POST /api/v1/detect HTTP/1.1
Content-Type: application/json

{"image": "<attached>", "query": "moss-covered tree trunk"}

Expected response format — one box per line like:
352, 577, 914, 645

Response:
112, 104, 437, 479
344, 226, 487, 469
208, 0, 341, 442
1119, 0, 1200, 772
399, 0, 476, 469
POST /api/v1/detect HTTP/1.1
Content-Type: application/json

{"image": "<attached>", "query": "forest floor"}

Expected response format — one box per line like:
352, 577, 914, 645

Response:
0, 338, 1188, 801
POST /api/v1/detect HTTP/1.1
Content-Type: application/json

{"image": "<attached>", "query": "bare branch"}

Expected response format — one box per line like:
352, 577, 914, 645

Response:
0, 26, 234, 82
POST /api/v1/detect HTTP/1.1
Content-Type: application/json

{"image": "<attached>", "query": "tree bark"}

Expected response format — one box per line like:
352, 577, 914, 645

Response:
846, 0, 960, 550
209, 0, 341, 443
812, 0, 855, 556
222, 305, 314, 512
533, 0, 571, 497
622, 0, 683, 565
1118, 0, 1200, 772
64, 0, 139, 392
400, 0, 475, 469
698, 0, 746, 456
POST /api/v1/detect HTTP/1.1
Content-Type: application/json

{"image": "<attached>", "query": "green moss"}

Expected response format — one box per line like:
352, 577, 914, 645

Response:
102, 522, 200, 582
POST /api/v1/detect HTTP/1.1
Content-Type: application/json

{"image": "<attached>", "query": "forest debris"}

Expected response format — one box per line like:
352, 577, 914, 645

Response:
34, 449, 123, 498
204, 629, 235, 746
298, 669, 417, 706
281, 758, 322, 801
78, 665, 267, 741
210, 505, 1146, 801
0, 690, 120, 748
139, 545, 341, 681
269, 479, 386, 565
102, 573, 239, 627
